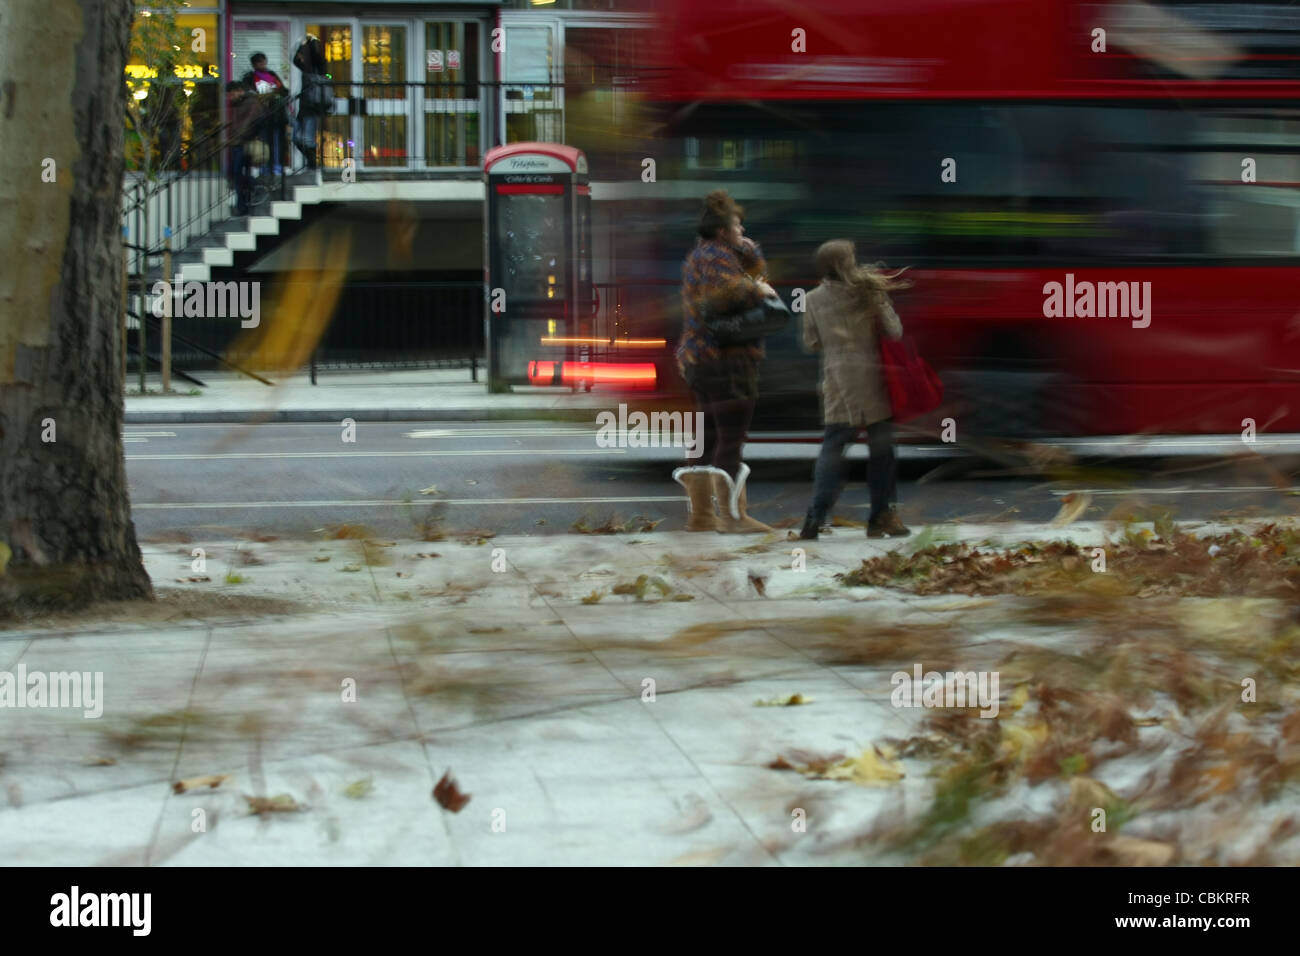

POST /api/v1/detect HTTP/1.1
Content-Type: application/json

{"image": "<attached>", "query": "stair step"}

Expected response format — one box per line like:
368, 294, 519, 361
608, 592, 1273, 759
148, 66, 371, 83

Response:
210, 218, 249, 235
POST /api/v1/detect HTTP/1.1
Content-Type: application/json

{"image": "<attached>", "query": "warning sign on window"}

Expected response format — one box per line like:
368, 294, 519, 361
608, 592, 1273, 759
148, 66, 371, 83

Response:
427, 49, 444, 72
447, 49, 461, 70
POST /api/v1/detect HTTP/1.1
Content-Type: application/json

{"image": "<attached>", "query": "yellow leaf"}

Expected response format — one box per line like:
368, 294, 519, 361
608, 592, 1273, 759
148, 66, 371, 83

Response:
1051, 493, 1092, 528
817, 747, 904, 786
1008, 684, 1030, 713
1000, 721, 1050, 762
0, 541, 10, 576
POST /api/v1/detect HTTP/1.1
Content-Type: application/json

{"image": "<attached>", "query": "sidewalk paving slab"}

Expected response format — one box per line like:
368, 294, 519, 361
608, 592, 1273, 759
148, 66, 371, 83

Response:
3, 518, 1299, 866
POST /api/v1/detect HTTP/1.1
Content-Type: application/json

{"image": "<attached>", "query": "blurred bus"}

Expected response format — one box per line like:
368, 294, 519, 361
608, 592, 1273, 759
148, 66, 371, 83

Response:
584, 0, 1300, 445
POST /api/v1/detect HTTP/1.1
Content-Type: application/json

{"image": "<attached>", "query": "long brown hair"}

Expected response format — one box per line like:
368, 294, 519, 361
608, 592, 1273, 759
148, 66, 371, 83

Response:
815, 240, 911, 307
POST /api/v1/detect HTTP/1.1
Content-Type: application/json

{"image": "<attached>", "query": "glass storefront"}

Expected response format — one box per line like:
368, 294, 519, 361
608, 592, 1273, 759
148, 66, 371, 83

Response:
125, 6, 647, 174
125, 10, 220, 171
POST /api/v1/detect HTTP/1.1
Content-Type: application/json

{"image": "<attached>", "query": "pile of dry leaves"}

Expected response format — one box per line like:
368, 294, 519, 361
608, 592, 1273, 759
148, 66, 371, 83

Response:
841, 523, 1300, 598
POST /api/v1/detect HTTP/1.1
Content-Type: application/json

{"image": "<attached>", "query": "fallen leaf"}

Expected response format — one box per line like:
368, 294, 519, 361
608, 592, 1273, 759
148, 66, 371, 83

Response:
340, 564, 362, 572
173, 774, 229, 794
1108, 835, 1176, 867
433, 771, 471, 812
86, 757, 117, 767
819, 747, 905, 786
748, 572, 768, 597
245, 793, 303, 815
312, 556, 331, 563
420, 486, 440, 496
1051, 493, 1092, 528
343, 778, 373, 799
755, 693, 814, 707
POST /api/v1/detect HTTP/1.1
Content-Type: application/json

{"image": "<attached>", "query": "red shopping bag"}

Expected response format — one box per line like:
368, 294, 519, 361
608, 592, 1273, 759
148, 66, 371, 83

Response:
879, 335, 943, 423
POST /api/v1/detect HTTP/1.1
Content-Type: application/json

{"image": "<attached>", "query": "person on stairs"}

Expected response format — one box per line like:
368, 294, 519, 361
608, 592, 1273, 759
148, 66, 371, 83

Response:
798, 239, 912, 540
292, 34, 329, 171
672, 190, 775, 534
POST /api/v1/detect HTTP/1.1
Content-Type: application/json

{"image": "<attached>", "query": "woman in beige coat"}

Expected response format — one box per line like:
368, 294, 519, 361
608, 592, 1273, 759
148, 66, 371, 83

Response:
798, 240, 912, 539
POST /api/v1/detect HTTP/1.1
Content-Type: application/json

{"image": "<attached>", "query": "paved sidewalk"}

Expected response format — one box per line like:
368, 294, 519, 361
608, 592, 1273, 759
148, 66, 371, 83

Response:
2, 519, 1297, 866
124, 369, 624, 424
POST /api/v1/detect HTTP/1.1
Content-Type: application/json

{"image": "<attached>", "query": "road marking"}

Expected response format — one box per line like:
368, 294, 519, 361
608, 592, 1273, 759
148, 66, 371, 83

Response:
125, 448, 626, 461
133, 495, 683, 510
123, 431, 177, 438
1050, 486, 1290, 496
403, 427, 593, 439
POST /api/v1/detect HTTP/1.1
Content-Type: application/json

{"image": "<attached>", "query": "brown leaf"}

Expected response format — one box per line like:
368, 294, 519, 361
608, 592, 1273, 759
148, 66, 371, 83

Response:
1108, 835, 1176, 867
244, 793, 303, 815
433, 770, 471, 813
173, 774, 229, 794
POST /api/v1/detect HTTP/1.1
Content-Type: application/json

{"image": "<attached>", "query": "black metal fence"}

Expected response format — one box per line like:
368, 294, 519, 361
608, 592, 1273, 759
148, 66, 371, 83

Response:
124, 280, 483, 376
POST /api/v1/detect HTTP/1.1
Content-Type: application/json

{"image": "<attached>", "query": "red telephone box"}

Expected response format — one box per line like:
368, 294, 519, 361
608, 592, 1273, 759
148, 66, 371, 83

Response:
483, 143, 594, 390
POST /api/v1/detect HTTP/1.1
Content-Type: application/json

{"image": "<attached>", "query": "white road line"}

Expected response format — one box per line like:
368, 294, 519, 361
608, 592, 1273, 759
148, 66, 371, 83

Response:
125, 448, 626, 461
1050, 486, 1291, 496
123, 431, 177, 438
133, 496, 684, 510
403, 428, 593, 438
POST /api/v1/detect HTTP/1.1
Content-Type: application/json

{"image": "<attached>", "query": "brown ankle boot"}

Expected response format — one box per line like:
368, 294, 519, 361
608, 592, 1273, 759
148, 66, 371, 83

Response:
672, 467, 718, 532
868, 508, 911, 538
712, 464, 773, 534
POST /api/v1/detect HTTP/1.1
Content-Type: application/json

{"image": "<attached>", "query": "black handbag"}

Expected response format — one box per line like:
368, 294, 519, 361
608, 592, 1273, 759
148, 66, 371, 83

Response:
703, 294, 791, 347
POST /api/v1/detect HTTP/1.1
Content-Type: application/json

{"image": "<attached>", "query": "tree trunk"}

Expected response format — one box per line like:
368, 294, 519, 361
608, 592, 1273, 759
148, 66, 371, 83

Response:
0, 0, 153, 612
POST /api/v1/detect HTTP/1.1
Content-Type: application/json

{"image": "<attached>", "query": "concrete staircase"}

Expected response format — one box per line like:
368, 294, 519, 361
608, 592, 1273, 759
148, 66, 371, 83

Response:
172, 171, 319, 282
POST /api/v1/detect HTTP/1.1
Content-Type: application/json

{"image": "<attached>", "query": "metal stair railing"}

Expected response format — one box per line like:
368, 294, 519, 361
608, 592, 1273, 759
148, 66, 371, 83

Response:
122, 87, 314, 284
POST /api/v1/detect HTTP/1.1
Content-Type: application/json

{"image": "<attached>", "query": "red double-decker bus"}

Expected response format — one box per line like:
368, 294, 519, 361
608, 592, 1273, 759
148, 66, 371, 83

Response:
602, 0, 1300, 448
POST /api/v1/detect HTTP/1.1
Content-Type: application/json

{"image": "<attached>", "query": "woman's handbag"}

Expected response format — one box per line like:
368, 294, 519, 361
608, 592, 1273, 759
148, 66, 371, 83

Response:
704, 294, 791, 347
878, 335, 944, 422
244, 139, 270, 166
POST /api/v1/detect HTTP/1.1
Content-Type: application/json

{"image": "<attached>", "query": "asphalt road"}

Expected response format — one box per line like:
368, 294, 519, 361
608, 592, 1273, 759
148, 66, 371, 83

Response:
123, 422, 1300, 541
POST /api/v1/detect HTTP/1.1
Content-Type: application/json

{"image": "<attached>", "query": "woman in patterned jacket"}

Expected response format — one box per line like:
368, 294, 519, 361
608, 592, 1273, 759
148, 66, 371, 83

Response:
672, 190, 778, 533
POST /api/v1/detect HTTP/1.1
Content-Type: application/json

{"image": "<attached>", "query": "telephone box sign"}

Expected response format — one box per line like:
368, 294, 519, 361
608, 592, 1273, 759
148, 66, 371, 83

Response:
487, 154, 572, 175
484, 144, 587, 177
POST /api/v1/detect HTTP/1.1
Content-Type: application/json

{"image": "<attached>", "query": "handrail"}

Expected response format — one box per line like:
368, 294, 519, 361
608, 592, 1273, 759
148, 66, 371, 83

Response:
121, 79, 640, 276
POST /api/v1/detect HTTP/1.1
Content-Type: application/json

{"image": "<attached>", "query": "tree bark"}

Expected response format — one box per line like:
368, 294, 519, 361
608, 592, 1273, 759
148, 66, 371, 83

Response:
0, 0, 153, 612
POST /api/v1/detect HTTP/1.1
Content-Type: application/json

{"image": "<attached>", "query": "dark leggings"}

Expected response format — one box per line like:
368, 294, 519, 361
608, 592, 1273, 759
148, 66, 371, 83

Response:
807, 420, 896, 524
690, 389, 755, 481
